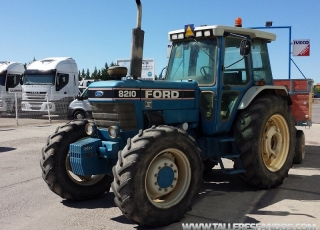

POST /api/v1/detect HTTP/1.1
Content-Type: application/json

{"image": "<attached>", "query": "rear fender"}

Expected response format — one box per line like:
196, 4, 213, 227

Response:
238, 86, 291, 110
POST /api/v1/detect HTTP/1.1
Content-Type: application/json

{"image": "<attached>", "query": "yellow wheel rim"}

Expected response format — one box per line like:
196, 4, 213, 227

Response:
145, 148, 191, 209
262, 114, 290, 172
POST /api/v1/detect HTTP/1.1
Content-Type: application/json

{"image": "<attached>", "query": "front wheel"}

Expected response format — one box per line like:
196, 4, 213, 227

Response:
112, 126, 203, 226
40, 120, 112, 200
74, 110, 85, 119
234, 95, 295, 189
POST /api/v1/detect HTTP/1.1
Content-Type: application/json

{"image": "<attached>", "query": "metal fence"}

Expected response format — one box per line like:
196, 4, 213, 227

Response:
0, 93, 71, 127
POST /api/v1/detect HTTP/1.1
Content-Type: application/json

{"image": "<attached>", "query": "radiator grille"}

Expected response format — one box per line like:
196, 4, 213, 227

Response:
91, 102, 137, 130
24, 92, 47, 100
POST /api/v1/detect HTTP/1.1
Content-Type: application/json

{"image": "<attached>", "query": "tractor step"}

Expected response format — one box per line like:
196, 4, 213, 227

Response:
214, 137, 246, 174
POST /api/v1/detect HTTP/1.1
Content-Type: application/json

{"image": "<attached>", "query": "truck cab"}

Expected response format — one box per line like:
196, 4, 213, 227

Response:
21, 57, 79, 115
0, 62, 24, 113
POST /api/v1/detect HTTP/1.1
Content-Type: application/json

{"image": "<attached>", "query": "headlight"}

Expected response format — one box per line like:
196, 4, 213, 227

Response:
108, 126, 120, 138
85, 123, 96, 135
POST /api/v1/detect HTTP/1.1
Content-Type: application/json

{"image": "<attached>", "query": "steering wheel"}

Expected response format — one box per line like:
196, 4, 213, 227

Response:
200, 66, 213, 78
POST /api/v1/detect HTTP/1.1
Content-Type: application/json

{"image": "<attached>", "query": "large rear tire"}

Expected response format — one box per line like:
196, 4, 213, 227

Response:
234, 95, 295, 189
112, 126, 203, 226
40, 120, 112, 200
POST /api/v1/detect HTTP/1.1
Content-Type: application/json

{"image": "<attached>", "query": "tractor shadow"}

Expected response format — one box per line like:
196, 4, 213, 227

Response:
0, 146, 16, 153
62, 192, 116, 209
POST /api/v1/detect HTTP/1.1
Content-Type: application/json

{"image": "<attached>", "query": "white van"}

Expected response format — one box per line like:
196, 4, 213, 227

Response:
0, 62, 24, 113
21, 57, 79, 115
79, 79, 96, 87
67, 87, 92, 120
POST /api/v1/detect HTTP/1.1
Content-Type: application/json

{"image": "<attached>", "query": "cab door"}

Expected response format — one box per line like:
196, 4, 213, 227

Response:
217, 35, 252, 133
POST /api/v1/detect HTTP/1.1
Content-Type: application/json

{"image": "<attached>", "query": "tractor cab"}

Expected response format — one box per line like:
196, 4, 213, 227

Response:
165, 21, 276, 134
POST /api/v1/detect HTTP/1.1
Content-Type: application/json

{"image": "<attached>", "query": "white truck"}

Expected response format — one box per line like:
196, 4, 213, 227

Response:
21, 57, 79, 116
0, 62, 24, 113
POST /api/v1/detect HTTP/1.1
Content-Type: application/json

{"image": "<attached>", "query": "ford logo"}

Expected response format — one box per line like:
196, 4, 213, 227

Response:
95, 91, 104, 97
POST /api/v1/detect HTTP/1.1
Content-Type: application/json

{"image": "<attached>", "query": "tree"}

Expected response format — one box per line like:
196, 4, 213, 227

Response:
81, 69, 86, 79
101, 62, 109, 80
86, 69, 90, 79
92, 67, 102, 80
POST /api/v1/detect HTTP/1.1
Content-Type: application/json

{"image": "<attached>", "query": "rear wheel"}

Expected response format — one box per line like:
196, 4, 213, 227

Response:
112, 126, 203, 226
234, 95, 295, 188
40, 120, 112, 200
293, 130, 305, 164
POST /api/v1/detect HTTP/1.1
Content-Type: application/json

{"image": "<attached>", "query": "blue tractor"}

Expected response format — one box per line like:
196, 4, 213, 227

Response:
40, 0, 305, 227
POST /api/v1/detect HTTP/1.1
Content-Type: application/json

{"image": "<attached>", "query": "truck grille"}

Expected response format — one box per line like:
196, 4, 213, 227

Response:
91, 102, 137, 130
24, 92, 47, 100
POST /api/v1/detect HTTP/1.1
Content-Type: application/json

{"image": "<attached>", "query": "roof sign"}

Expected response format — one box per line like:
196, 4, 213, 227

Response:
184, 24, 195, 37
292, 39, 310, 56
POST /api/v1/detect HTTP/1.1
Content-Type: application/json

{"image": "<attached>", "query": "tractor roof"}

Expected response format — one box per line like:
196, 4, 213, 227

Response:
168, 25, 276, 41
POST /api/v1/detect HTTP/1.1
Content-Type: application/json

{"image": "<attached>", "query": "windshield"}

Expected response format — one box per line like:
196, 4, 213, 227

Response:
166, 38, 217, 85
23, 74, 55, 85
80, 88, 88, 99
0, 75, 5, 86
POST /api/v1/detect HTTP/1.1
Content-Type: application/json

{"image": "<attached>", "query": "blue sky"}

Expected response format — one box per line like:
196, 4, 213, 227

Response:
1, 0, 319, 83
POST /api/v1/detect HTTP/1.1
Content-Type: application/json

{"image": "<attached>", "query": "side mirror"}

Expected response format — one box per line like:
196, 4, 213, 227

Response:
19, 76, 23, 85
240, 39, 251, 56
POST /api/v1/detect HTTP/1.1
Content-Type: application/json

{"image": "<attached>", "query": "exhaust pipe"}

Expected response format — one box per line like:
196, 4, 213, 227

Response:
129, 0, 144, 79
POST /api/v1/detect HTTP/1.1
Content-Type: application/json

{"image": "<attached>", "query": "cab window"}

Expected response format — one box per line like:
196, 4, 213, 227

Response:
251, 39, 272, 83
56, 73, 69, 91
223, 37, 250, 85
166, 38, 217, 85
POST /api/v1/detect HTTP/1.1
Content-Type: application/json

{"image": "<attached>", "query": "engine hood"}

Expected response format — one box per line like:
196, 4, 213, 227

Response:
87, 79, 199, 101
87, 79, 200, 111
